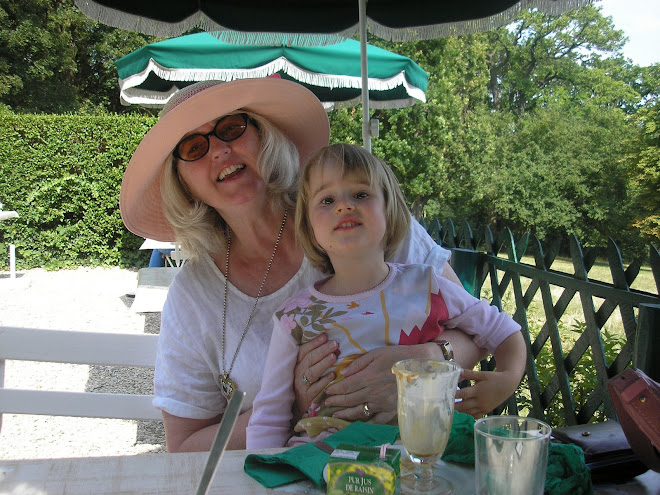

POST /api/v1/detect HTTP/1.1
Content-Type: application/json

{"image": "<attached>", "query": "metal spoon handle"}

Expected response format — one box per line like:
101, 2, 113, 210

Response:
196, 390, 245, 495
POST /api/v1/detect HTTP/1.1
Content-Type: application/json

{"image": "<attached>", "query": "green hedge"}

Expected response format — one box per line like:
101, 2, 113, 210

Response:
0, 110, 157, 269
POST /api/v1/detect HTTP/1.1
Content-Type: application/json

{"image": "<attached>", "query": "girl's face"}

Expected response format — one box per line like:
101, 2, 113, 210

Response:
174, 115, 265, 212
307, 158, 387, 263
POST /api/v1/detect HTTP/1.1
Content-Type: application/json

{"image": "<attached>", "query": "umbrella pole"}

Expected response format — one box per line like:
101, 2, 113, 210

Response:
359, 0, 371, 152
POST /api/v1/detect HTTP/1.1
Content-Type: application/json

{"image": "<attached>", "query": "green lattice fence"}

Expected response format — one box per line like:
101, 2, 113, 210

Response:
423, 218, 660, 428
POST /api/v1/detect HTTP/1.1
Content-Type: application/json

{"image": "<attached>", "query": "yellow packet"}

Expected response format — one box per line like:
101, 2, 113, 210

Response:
327, 443, 400, 495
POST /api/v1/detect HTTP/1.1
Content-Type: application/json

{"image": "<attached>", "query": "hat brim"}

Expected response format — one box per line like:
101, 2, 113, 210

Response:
120, 78, 330, 241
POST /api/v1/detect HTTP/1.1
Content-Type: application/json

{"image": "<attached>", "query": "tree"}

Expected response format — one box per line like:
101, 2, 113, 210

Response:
488, 102, 638, 247
68, 12, 159, 113
628, 64, 660, 245
485, 5, 631, 115
0, 0, 155, 113
376, 5, 649, 254
367, 35, 493, 218
0, 0, 78, 112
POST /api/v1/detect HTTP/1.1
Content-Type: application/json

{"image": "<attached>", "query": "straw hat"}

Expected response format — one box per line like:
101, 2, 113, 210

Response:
119, 78, 330, 241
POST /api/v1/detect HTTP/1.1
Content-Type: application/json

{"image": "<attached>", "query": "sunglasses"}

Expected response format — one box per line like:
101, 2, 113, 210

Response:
173, 113, 250, 162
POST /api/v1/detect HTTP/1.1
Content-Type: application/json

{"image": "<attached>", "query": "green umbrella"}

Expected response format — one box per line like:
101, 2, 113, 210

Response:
115, 34, 428, 111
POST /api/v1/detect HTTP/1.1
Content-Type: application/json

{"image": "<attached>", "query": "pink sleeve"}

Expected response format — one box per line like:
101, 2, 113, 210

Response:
246, 315, 299, 449
435, 274, 521, 354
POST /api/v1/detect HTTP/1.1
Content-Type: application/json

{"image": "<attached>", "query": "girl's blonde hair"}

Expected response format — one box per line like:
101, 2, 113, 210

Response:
160, 111, 299, 260
296, 143, 411, 274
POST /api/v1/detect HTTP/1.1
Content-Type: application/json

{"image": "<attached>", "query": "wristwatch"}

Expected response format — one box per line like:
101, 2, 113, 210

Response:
434, 340, 454, 361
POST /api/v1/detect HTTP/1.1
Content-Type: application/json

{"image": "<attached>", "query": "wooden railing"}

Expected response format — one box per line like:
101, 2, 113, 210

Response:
422, 217, 660, 427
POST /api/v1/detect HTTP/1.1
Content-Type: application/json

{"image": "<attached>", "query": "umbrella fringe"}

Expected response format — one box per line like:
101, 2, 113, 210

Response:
209, 31, 346, 47
76, 0, 591, 43
120, 87, 177, 108
75, 0, 343, 46
120, 86, 421, 112
337, 0, 593, 41
74, 0, 203, 38
327, 97, 423, 111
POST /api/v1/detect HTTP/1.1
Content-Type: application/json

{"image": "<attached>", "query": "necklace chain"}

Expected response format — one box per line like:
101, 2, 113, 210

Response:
219, 209, 288, 400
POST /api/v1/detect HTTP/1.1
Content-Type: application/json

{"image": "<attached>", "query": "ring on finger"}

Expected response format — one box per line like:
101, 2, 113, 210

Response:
362, 403, 371, 417
302, 374, 310, 385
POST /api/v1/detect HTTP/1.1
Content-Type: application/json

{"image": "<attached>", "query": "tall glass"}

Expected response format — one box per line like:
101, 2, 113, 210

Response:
392, 359, 462, 495
474, 416, 551, 495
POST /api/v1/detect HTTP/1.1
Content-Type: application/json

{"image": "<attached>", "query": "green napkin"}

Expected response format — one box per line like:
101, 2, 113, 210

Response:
244, 422, 399, 488
442, 410, 477, 464
441, 411, 593, 495
544, 443, 593, 495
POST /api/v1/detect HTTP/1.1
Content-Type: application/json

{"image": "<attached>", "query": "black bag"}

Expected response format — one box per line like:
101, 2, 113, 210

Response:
551, 421, 648, 483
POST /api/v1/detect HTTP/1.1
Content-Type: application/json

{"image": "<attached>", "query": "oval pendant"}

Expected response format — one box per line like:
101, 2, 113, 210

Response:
220, 373, 235, 400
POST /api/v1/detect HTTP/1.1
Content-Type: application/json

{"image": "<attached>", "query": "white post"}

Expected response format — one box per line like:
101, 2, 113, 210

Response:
9, 244, 16, 279
359, 0, 371, 152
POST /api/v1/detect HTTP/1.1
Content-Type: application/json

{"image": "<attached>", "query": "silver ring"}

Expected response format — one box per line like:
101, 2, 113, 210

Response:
362, 403, 371, 417
302, 374, 309, 385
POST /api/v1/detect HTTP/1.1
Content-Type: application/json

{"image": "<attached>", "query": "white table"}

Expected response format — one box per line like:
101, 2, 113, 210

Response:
134, 239, 185, 313
0, 211, 18, 221
139, 239, 176, 251
139, 239, 186, 267
1, 449, 658, 495
0, 449, 322, 495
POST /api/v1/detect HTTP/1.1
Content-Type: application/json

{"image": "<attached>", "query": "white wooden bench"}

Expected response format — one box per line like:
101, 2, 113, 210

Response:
0, 326, 161, 433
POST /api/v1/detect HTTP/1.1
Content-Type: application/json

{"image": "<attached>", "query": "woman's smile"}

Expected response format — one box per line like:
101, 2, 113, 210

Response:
217, 163, 246, 182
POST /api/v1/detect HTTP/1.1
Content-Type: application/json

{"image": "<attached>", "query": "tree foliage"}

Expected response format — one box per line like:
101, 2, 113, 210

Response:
0, 110, 156, 268
365, 4, 658, 251
627, 64, 660, 244
0, 0, 78, 112
0, 0, 155, 113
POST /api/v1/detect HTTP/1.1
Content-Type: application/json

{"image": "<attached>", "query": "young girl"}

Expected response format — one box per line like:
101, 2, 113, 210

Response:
246, 143, 526, 449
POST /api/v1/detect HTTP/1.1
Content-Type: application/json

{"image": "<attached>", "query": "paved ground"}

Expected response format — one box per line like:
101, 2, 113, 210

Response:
0, 267, 166, 459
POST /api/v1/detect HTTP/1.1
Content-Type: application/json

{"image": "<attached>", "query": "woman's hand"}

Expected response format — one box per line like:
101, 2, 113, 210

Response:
322, 345, 413, 424
293, 333, 338, 422
310, 330, 487, 424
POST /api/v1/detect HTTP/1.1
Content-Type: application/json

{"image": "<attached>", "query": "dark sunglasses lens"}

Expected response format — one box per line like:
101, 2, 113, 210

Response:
177, 135, 210, 161
215, 114, 248, 141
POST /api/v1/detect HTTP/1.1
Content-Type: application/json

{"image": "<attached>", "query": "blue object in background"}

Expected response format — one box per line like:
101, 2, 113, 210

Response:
149, 249, 173, 267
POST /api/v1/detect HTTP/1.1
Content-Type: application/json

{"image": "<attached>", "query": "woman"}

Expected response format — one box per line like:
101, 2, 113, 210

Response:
120, 78, 484, 452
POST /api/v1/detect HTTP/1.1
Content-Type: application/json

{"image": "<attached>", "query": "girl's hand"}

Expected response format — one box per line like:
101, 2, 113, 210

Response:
293, 333, 338, 422
454, 369, 519, 419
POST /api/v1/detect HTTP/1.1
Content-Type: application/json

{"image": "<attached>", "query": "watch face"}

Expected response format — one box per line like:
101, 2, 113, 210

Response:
438, 340, 454, 360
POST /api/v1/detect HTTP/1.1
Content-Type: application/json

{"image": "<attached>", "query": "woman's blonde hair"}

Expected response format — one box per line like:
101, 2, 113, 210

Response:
160, 111, 299, 260
296, 143, 411, 274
